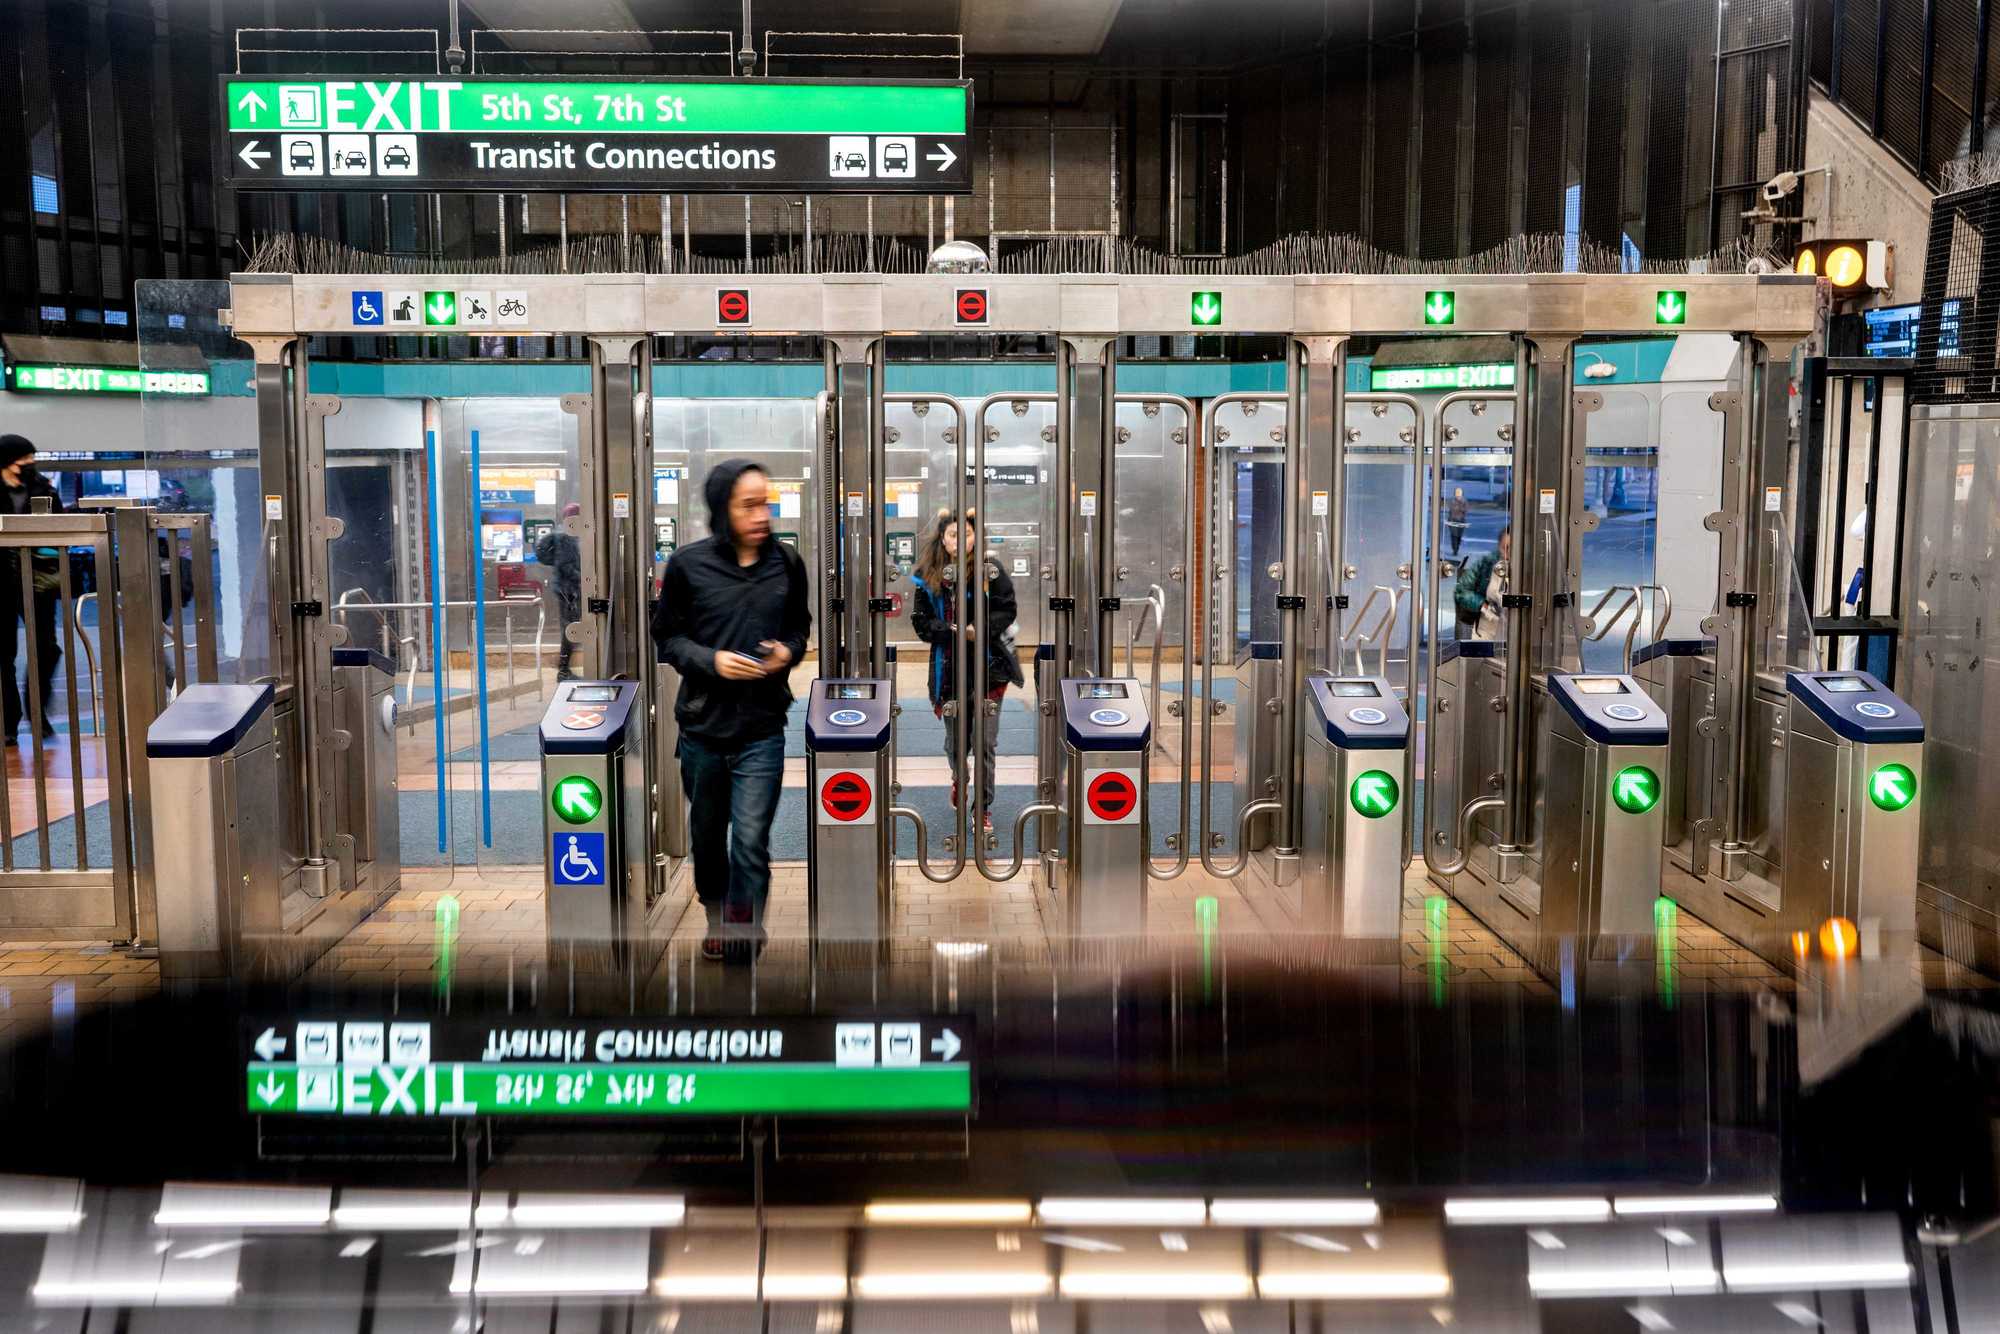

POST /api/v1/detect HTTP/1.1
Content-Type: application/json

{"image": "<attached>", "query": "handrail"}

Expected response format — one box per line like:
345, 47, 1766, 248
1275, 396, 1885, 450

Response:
1421, 390, 1519, 881
1581, 582, 1675, 673
1342, 584, 1399, 677
468, 428, 494, 847
1145, 430, 1195, 883
73, 592, 100, 737
1429, 793, 1506, 877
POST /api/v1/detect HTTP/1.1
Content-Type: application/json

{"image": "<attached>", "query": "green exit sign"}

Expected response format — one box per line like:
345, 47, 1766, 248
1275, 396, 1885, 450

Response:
1190, 291, 1222, 326
1654, 289, 1688, 325
5, 363, 210, 396
1423, 290, 1456, 325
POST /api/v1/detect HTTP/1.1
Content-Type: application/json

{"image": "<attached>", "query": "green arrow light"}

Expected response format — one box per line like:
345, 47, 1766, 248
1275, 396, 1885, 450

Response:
1655, 289, 1687, 325
552, 775, 604, 825
1868, 762, 1916, 812
1423, 290, 1455, 325
1190, 291, 1222, 326
1612, 764, 1661, 815
1349, 769, 1400, 818
424, 290, 457, 326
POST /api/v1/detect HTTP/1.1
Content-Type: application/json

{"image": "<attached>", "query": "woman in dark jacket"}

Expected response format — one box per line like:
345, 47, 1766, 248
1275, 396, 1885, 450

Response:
909, 508, 1021, 831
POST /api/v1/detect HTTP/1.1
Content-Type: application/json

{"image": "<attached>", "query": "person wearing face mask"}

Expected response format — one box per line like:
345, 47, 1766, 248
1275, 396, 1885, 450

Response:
0, 436, 65, 745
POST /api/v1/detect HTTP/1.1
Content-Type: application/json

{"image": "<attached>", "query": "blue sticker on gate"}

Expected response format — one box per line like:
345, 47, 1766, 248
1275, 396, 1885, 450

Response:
551, 831, 607, 885
351, 290, 384, 326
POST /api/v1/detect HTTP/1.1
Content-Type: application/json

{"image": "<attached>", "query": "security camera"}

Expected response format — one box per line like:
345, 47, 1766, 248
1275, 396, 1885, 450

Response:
1763, 170, 1803, 203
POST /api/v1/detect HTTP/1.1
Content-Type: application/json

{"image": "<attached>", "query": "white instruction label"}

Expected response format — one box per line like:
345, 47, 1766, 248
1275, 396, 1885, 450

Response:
611, 492, 630, 518
846, 491, 865, 517
1538, 488, 1557, 515
1311, 490, 1330, 517
1080, 490, 1098, 517
1764, 486, 1783, 512
264, 495, 284, 521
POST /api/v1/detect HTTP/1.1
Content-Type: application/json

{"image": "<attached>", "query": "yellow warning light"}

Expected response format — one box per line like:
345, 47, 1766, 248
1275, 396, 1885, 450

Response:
1794, 249, 1816, 276
1818, 916, 1859, 960
1823, 245, 1866, 289
1790, 930, 1812, 960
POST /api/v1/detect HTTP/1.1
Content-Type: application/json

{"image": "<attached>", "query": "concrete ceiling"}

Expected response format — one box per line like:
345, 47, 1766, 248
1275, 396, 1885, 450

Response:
958, 0, 1125, 55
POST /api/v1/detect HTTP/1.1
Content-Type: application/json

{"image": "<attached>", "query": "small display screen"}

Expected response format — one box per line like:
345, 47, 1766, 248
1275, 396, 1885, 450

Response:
1571, 677, 1628, 695
1330, 681, 1380, 698
1078, 682, 1128, 699
567, 685, 621, 702
1817, 676, 1869, 693
832, 683, 876, 700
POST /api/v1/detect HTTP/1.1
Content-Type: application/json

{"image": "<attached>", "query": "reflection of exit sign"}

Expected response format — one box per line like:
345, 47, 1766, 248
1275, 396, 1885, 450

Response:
1190, 291, 1222, 326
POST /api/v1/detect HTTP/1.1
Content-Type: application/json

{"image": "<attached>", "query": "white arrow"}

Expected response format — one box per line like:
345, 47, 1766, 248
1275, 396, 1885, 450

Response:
253, 1027, 286, 1060
255, 1072, 284, 1105
238, 140, 270, 169
929, 1028, 961, 1062
236, 89, 267, 120
926, 143, 957, 171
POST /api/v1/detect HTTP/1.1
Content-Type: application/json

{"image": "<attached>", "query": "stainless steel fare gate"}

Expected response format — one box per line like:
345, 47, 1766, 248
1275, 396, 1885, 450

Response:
226, 271, 1820, 943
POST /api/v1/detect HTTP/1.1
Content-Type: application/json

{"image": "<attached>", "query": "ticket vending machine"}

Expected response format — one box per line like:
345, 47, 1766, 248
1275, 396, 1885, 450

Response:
805, 679, 894, 942
1299, 675, 1409, 939
1781, 670, 1924, 950
1544, 673, 1671, 939
1058, 678, 1152, 935
538, 680, 647, 968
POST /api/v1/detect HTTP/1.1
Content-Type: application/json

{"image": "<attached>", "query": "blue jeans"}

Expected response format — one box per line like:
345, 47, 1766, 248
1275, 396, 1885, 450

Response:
679, 732, 786, 929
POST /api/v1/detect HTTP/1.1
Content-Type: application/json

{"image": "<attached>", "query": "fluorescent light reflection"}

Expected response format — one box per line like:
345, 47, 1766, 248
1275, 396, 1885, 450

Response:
1722, 1261, 1913, 1291
332, 1190, 474, 1230
1257, 1272, 1452, 1299
863, 1200, 1033, 1226
1615, 1195, 1779, 1216
1060, 1272, 1254, 1299
1210, 1199, 1380, 1227
0, 1177, 85, 1233
1444, 1198, 1611, 1225
508, 1194, 685, 1228
1037, 1198, 1207, 1226
33, 1279, 241, 1305
154, 1183, 331, 1229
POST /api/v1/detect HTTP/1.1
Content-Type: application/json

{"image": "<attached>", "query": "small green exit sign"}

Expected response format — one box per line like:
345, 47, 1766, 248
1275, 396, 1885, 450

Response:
1189, 291, 1222, 326
1423, 290, 1455, 326
1654, 290, 1687, 325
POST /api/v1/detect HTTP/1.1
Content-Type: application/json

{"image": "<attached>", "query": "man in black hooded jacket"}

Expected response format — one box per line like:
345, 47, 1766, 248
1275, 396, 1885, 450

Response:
651, 460, 810, 961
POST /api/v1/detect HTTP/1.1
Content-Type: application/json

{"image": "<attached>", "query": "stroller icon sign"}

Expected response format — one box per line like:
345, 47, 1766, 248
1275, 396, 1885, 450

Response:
551, 831, 607, 885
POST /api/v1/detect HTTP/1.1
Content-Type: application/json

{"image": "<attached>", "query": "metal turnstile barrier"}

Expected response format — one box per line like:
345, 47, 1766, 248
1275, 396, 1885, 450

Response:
538, 679, 653, 969
1541, 673, 1670, 940
1300, 675, 1409, 941
148, 684, 280, 978
330, 648, 400, 901
805, 678, 894, 942
1777, 670, 1924, 954
1054, 677, 1152, 935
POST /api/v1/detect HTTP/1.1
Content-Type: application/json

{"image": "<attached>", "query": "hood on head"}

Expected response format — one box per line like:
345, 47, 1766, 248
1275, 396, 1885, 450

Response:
704, 459, 764, 543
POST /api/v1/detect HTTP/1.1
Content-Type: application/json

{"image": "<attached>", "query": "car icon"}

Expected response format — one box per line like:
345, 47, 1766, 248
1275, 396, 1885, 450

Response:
383, 144, 412, 169
288, 141, 316, 169
341, 149, 368, 170
882, 142, 910, 171
836, 151, 866, 172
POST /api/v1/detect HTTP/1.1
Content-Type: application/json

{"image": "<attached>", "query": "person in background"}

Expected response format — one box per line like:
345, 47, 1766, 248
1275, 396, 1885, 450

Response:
535, 501, 583, 681
1446, 487, 1470, 555
1454, 524, 1510, 642
652, 461, 809, 963
0, 436, 63, 746
911, 508, 1021, 835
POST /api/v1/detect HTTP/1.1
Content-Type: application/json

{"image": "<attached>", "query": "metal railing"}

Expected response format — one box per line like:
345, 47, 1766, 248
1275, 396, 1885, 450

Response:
1580, 583, 1673, 673
332, 591, 549, 728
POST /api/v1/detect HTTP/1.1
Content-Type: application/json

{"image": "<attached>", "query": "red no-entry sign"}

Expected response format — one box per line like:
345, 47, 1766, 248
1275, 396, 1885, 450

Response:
818, 770, 874, 825
1084, 769, 1139, 824
716, 288, 751, 325
955, 287, 988, 325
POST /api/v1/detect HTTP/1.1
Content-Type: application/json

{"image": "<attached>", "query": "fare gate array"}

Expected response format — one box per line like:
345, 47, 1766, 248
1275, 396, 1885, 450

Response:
205, 268, 1931, 977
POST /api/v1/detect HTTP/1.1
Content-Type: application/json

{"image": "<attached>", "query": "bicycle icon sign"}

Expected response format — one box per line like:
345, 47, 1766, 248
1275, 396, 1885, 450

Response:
551, 831, 607, 886
498, 296, 527, 318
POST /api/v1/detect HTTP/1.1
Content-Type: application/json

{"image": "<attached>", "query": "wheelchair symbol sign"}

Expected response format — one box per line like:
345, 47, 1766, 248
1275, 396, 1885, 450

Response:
351, 290, 384, 326
551, 831, 607, 886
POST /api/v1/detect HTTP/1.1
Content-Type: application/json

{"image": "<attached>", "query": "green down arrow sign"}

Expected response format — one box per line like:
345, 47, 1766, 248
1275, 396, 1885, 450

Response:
552, 775, 604, 825
1190, 291, 1222, 326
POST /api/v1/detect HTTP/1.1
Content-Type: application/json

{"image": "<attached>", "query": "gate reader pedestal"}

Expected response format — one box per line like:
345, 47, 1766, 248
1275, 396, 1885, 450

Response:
1300, 675, 1408, 941
1059, 677, 1152, 935
539, 680, 649, 971
805, 679, 894, 943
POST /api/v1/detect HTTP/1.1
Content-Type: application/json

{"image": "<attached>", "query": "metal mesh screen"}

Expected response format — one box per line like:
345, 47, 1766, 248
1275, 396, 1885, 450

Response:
1524, 3, 1572, 236
1469, 9, 1516, 252
1915, 183, 2000, 401
1879, 0, 1927, 167
1838, 0, 1882, 127
1808, 0, 1835, 86
1371, 45, 1414, 253
1322, 69, 1367, 238
1583, 15, 1630, 250
1419, 28, 1465, 261
1930, 0, 1981, 171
